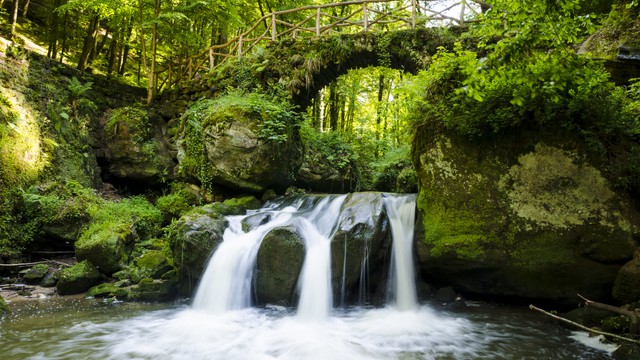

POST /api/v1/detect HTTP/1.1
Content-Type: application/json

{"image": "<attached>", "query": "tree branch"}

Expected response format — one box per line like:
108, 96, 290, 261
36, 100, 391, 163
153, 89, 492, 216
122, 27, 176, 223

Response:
529, 304, 640, 344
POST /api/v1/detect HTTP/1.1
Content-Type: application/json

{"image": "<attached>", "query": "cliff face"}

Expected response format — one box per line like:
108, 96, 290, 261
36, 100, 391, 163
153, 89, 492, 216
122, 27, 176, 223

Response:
412, 125, 640, 303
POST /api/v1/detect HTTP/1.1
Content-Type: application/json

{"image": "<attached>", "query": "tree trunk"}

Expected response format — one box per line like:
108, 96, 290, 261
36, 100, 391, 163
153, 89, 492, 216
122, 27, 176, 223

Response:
59, 11, 68, 63
147, 0, 160, 104
77, 15, 100, 71
10, 0, 20, 37
107, 34, 118, 75
329, 83, 339, 132
119, 24, 133, 75
47, 0, 61, 59
21, 0, 28, 17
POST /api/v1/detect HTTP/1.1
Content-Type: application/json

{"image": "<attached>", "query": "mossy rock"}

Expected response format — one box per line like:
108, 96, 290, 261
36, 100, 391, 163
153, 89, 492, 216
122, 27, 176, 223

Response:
222, 196, 262, 211
255, 226, 305, 306
129, 278, 178, 301
613, 256, 640, 304
86, 282, 131, 299
413, 128, 639, 303
41, 271, 59, 287
23, 264, 49, 284
75, 197, 163, 275
75, 222, 136, 275
177, 94, 303, 192
129, 250, 174, 283
167, 206, 228, 295
57, 260, 104, 295
155, 183, 203, 222
0, 295, 8, 316
100, 106, 175, 185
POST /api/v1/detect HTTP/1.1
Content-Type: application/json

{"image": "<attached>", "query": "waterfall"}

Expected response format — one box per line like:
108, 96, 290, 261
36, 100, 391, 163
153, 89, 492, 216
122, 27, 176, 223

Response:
384, 194, 418, 311
192, 193, 418, 317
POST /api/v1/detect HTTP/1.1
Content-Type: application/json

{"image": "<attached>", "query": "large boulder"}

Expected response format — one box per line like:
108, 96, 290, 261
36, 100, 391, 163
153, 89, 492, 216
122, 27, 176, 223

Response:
613, 249, 640, 304
98, 106, 175, 185
167, 205, 228, 295
413, 128, 639, 304
177, 95, 303, 193
254, 226, 305, 306
57, 260, 104, 295
331, 192, 391, 305
75, 222, 137, 275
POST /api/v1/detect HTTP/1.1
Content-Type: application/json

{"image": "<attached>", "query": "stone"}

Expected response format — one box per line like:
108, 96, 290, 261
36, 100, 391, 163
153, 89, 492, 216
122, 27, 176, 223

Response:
413, 128, 640, 304
23, 264, 49, 284
129, 278, 178, 301
57, 260, 104, 295
255, 226, 305, 306
167, 207, 227, 295
331, 193, 391, 305
129, 250, 174, 283
176, 97, 302, 192
99, 106, 175, 185
75, 223, 136, 275
613, 250, 640, 304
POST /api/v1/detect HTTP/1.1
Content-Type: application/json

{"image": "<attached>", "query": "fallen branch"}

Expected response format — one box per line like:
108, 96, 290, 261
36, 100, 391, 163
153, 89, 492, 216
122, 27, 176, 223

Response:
529, 304, 640, 345
0, 259, 73, 268
579, 294, 640, 334
0, 261, 48, 268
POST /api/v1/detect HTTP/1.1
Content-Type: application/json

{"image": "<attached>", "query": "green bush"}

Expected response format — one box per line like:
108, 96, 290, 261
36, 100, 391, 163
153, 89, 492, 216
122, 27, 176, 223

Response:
155, 182, 202, 221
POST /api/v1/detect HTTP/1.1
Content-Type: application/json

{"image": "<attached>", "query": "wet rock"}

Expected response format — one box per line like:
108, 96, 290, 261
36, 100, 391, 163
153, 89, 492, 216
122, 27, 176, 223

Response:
57, 260, 104, 295
331, 193, 391, 305
255, 226, 305, 306
129, 250, 174, 283
41, 271, 59, 287
167, 206, 228, 295
614, 343, 640, 360
435, 287, 457, 303
129, 278, 178, 301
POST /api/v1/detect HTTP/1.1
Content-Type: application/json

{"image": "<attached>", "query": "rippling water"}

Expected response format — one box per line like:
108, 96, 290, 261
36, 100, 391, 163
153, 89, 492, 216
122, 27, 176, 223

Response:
0, 298, 617, 360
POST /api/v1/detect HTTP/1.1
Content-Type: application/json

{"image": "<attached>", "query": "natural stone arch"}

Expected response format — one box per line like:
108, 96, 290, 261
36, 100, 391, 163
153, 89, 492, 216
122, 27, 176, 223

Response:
180, 28, 460, 109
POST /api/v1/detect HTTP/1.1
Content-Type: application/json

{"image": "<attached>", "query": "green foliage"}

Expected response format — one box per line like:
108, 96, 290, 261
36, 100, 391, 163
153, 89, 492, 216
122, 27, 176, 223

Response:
105, 106, 151, 143
85, 196, 163, 242
300, 122, 359, 171
372, 145, 417, 193
155, 183, 202, 221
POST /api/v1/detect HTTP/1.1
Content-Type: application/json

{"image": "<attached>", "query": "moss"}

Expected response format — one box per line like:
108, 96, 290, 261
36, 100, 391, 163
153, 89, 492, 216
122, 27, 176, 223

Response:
581, 5, 640, 60
75, 196, 163, 274
155, 183, 203, 222
177, 91, 301, 192
222, 196, 262, 211
23, 264, 49, 284
57, 260, 104, 295
0, 295, 8, 316
86, 283, 121, 298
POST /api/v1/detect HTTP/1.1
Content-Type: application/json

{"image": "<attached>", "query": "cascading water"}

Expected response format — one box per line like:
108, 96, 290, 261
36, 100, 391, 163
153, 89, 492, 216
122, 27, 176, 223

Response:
384, 194, 418, 311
